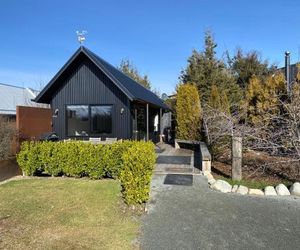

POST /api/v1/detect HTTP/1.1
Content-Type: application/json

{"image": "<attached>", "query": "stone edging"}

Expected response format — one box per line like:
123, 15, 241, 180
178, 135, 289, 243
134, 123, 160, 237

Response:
0, 175, 25, 185
202, 172, 300, 197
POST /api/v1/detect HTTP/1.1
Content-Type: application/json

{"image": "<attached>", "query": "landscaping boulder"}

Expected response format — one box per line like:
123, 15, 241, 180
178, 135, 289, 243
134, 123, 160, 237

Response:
275, 184, 290, 196
290, 182, 300, 196
211, 180, 232, 193
248, 189, 264, 196
264, 186, 277, 196
231, 185, 238, 193
236, 185, 248, 195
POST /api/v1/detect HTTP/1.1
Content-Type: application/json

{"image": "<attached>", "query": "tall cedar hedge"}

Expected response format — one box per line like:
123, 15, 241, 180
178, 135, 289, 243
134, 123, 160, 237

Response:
176, 83, 202, 140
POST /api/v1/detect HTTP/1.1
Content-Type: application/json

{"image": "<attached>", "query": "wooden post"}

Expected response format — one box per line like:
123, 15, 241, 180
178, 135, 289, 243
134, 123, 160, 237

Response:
146, 103, 149, 141
134, 108, 137, 140
232, 136, 242, 181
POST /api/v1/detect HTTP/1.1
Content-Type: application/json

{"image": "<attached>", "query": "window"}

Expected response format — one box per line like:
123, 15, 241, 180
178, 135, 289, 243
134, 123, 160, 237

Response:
66, 105, 113, 137
67, 105, 89, 136
91, 106, 112, 134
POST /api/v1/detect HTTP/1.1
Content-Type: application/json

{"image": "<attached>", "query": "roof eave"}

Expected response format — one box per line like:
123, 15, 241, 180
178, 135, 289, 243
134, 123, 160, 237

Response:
132, 98, 170, 110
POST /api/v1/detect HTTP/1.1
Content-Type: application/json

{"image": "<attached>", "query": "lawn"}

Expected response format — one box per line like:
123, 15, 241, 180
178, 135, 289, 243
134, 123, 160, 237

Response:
0, 178, 139, 250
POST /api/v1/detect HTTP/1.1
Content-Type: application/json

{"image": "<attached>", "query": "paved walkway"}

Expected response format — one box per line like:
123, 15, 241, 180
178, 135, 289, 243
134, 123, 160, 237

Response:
141, 145, 300, 250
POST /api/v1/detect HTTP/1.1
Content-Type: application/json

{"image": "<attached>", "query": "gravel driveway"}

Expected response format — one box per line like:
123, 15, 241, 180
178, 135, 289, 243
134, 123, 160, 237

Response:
141, 174, 300, 250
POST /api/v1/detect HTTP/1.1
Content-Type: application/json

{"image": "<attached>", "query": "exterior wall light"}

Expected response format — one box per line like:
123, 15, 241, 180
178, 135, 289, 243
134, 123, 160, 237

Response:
53, 109, 59, 118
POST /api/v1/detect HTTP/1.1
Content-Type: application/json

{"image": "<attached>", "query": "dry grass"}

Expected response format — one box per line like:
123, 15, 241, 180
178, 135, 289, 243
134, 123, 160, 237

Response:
0, 178, 139, 250
212, 149, 299, 188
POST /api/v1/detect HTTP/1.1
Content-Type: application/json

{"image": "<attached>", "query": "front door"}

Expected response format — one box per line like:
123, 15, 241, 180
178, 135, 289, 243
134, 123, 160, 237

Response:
132, 105, 146, 140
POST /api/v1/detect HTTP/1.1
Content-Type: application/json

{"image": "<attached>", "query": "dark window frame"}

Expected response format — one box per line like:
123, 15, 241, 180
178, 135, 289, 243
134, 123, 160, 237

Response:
65, 104, 114, 138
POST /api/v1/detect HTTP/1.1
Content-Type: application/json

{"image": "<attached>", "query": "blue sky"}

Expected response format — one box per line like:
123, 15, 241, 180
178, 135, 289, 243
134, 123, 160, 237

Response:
1, 0, 300, 94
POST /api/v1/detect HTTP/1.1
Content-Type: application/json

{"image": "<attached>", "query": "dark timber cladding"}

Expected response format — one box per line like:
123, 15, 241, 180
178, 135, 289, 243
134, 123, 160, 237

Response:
34, 46, 169, 140
51, 56, 131, 139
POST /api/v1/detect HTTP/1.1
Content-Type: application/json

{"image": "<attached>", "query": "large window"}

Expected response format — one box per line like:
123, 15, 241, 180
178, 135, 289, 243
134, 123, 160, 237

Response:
66, 105, 113, 137
67, 105, 89, 136
91, 106, 112, 134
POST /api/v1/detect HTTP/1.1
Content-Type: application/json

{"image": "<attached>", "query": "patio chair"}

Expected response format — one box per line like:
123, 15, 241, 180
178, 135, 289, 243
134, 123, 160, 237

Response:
105, 137, 117, 142
89, 137, 102, 143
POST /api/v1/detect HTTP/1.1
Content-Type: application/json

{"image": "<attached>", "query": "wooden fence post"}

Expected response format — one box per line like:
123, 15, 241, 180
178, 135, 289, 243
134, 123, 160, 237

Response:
232, 136, 242, 181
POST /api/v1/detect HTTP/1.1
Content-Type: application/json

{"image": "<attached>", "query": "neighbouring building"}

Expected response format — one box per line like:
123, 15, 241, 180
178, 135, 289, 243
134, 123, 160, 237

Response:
34, 46, 169, 141
0, 83, 43, 120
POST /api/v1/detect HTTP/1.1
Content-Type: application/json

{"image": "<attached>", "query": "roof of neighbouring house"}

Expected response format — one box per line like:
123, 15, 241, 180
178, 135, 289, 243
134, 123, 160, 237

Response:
0, 83, 39, 115
279, 63, 299, 82
34, 46, 169, 109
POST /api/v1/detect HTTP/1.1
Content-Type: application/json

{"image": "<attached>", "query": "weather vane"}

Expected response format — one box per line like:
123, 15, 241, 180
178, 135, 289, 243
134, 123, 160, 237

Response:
76, 30, 87, 45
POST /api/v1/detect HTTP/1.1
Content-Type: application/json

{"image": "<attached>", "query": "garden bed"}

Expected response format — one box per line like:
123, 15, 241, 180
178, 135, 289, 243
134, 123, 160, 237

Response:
0, 157, 21, 182
212, 149, 300, 188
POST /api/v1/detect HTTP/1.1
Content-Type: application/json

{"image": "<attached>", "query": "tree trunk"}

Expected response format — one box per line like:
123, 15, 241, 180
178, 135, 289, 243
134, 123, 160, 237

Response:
232, 136, 242, 181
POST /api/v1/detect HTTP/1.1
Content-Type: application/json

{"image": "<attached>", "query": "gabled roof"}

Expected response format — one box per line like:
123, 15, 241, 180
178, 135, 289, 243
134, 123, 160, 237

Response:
0, 83, 40, 115
34, 46, 169, 109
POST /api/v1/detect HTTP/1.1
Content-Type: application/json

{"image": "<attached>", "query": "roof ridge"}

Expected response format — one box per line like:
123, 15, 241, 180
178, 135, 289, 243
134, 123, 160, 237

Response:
0, 82, 26, 89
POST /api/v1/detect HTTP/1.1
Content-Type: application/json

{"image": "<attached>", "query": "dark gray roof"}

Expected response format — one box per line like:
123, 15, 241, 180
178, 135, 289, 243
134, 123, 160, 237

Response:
35, 46, 169, 109
279, 63, 299, 82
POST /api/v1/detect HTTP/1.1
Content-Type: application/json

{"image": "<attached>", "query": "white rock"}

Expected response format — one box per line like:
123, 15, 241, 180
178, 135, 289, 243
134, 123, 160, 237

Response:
231, 185, 238, 193
236, 185, 248, 195
248, 189, 264, 195
211, 180, 232, 193
290, 182, 300, 196
275, 184, 290, 196
264, 186, 277, 196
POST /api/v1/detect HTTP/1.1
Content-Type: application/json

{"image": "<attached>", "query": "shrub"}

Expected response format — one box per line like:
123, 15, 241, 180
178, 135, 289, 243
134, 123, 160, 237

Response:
0, 117, 16, 160
61, 142, 86, 177
84, 143, 105, 179
176, 83, 202, 140
17, 141, 43, 176
17, 140, 156, 204
119, 141, 156, 204
103, 141, 133, 179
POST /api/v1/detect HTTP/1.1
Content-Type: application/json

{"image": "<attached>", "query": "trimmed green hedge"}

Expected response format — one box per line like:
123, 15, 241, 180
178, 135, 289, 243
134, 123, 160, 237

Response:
17, 140, 156, 204
120, 142, 156, 204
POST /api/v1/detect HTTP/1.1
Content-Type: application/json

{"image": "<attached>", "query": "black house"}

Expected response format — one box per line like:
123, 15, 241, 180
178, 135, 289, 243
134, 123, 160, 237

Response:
34, 46, 169, 141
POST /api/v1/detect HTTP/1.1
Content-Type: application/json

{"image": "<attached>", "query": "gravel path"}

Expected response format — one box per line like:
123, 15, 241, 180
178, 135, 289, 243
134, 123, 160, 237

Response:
141, 174, 300, 250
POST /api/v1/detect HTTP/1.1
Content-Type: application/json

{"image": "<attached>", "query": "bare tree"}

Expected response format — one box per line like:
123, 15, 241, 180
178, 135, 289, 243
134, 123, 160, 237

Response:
202, 87, 300, 180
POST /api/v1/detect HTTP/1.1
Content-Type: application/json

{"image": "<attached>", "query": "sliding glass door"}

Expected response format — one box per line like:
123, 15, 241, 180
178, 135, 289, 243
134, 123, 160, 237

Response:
66, 105, 113, 137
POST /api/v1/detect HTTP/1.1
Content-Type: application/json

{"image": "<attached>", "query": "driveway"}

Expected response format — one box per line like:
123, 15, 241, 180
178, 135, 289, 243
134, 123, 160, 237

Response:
141, 147, 300, 250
